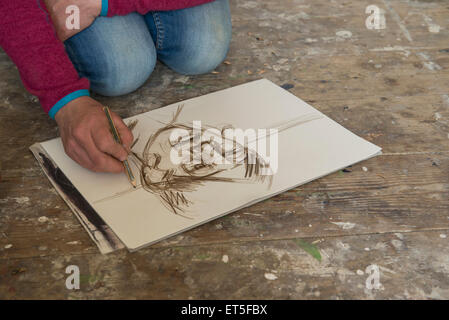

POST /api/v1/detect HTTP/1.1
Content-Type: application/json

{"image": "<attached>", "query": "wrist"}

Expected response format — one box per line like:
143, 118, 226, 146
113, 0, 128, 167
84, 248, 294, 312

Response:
49, 89, 90, 120
54, 95, 90, 123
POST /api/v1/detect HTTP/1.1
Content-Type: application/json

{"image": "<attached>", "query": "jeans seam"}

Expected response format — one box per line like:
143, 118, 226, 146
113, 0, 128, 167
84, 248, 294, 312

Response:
151, 12, 164, 50
64, 44, 82, 74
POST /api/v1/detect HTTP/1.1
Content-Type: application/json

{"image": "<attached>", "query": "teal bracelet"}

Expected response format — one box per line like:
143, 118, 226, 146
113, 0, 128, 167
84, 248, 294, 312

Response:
48, 89, 90, 119
100, 0, 108, 16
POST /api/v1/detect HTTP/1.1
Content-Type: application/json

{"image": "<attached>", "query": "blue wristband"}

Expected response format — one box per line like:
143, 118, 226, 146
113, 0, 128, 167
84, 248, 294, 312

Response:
100, 0, 108, 16
48, 89, 90, 119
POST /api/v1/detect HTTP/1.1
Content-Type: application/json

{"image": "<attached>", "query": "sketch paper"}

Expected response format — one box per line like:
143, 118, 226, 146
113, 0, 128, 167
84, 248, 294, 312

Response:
31, 79, 381, 252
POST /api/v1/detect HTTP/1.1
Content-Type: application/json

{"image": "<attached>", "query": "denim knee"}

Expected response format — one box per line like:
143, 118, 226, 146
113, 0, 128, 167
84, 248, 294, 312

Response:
92, 44, 157, 97
65, 14, 158, 97
172, 22, 232, 76
149, 0, 232, 76
174, 28, 231, 75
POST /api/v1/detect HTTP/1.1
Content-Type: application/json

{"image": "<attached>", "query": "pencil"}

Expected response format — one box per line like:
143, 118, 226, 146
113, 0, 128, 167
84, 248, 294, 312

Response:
103, 106, 137, 188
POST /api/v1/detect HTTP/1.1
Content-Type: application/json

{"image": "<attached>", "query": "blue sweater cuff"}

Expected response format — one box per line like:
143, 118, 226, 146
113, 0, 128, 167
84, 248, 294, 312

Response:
100, 0, 109, 16
49, 89, 90, 119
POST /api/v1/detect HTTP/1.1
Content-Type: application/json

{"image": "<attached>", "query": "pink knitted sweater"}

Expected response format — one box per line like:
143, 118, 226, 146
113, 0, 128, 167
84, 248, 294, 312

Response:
0, 0, 212, 118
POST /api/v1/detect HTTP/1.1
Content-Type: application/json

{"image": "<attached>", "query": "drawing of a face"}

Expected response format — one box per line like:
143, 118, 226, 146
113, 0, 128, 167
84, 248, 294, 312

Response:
141, 152, 174, 191
142, 166, 169, 190
146, 153, 160, 168
128, 105, 272, 216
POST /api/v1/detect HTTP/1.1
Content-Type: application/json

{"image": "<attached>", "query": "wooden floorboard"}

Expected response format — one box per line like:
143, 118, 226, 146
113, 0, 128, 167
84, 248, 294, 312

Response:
1, 230, 449, 299
0, 0, 448, 299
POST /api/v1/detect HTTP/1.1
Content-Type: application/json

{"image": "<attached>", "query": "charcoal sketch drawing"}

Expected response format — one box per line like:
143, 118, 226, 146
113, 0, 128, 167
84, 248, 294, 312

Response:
127, 105, 274, 217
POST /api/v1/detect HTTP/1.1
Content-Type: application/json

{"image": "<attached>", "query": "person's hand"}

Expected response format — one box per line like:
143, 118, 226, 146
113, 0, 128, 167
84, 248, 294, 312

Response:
55, 96, 134, 173
44, 0, 102, 41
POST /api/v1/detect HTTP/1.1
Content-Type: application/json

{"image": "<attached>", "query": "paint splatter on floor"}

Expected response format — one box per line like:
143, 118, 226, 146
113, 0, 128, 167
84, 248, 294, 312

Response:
264, 273, 278, 280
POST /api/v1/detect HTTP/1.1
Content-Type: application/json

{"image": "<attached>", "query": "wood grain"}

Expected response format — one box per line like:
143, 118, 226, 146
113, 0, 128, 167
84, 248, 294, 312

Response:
0, 0, 448, 299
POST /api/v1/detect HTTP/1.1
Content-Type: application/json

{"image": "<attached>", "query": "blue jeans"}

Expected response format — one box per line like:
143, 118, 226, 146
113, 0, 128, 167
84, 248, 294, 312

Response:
64, 0, 231, 97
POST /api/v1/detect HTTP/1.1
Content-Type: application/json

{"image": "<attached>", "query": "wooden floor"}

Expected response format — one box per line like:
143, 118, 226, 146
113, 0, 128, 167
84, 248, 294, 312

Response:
1, 0, 449, 299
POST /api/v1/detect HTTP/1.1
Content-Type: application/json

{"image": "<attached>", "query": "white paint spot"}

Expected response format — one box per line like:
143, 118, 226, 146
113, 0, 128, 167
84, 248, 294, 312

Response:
305, 38, 318, 43
277, 58, 289, 65
375, 242, 388, 250
173, 76, 189, 84
0, 197, 31, 204
331, 222, 356, 230
242, 212, 262, 217
364, 247, 370, 251
38, 216, 49, 223
264, 273, 278, 280
336, 30, 352, 39
371, 46, 411, 57
428, 24, 440, 33
280, 12, 310, 21
362, 167, 368, 172
237, 1, 258, 9
272, 64, 290, 72
15, 196, 30, 204
395, 233, 404, 240
434, 112, 442, 120
421, 14, 440, 33
4, 244, 12, 249
337, 241, 350, 250
440, 234, 447, 239
417, 52, 442, 71
66, 241, 81, 245
357, 269, 364, 275
161, 74, 173, 87
391, 239, 403, 249
337, 268, 355, 282
222, 255, 229, 263
295, 229, 299, 233
308, 224, 312, 228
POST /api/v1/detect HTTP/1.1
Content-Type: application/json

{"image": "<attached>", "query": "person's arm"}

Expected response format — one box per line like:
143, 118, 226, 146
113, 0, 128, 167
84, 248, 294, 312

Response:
44, 0, 214, 41
103, 0, 214, 16
0, 0, 90, 117
0, 0, 133, 173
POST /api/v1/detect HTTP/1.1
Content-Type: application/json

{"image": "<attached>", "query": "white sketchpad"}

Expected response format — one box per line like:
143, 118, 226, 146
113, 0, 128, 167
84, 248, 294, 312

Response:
31, 79, 381, 252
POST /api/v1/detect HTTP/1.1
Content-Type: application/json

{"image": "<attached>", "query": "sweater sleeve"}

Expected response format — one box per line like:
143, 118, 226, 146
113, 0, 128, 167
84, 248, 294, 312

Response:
0, 0, 90, 118
103, 0, 214, 16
